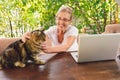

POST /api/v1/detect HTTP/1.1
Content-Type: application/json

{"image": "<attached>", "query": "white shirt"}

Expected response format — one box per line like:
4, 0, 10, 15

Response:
45, 25, 78, 51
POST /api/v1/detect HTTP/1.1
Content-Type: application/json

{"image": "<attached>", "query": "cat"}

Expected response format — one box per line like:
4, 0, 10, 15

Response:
0, 29, 46, 69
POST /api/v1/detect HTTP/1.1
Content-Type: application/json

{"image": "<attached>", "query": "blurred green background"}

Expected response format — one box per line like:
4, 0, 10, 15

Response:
0, 0, 119, 37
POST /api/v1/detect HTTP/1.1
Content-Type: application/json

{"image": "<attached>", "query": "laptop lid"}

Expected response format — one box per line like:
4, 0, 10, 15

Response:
71, 33, 120, 63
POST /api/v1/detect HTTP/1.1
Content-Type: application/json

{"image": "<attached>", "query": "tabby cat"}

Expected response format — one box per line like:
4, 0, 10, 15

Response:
0, 29, 46, 69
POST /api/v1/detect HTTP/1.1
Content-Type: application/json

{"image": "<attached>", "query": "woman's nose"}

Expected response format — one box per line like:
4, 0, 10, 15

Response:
59, 19, 65, 25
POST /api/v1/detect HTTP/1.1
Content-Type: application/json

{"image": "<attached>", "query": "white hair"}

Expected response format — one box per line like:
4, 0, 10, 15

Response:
56, 5, 73, 19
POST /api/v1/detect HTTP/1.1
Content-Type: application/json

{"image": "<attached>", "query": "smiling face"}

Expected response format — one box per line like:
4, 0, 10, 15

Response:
55, 12, 72, 32
55, 5, 73, 33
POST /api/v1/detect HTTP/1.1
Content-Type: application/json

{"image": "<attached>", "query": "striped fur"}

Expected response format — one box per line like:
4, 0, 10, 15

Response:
0, 29, 45, 69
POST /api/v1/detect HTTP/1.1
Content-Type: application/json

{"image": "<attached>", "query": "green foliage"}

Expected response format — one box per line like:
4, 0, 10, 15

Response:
0, 0, 119, 37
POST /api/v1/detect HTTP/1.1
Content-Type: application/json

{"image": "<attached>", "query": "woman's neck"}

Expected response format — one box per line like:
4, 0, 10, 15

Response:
57, 28, 65, 43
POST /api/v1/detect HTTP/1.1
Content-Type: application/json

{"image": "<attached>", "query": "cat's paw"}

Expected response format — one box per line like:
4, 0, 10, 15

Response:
14, 61, 26, 68
35, 60, 45, 65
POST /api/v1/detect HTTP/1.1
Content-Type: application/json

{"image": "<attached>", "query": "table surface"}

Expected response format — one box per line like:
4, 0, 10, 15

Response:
0, 52, 120, 80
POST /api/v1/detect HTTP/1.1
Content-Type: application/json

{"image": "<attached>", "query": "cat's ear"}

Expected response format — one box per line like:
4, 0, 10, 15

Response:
39, 27, 45, 32
41, 28, 45, 32
31, 30, 35, 33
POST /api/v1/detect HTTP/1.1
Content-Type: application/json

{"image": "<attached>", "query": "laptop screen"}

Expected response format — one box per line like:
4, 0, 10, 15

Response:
71, 34, 120, 63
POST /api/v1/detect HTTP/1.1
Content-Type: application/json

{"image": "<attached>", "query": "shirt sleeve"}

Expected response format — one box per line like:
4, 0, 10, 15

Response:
67, 26, 78, 37
44, 27, 54, 39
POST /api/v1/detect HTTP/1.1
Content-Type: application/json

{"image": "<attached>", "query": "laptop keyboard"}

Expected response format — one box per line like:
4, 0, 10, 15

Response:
71, 52, 78, 58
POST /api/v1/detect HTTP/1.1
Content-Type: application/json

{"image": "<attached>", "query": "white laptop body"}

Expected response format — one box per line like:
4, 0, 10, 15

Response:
71, 33, 120, 63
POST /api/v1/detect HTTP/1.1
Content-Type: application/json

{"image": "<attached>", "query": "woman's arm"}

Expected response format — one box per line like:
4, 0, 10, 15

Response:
44, 35, 52, 46
42, 35, 76, 53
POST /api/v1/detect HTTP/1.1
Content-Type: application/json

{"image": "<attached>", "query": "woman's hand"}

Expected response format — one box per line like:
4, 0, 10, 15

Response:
57, 26, 66, 35
22, 32, 31, 42
41, 42, 53, 53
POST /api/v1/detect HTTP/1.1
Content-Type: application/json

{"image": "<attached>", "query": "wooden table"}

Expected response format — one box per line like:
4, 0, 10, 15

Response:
0, 53, 120, 80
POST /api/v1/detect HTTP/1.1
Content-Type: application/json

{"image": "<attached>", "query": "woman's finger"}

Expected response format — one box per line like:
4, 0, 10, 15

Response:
22, 32, 31, 42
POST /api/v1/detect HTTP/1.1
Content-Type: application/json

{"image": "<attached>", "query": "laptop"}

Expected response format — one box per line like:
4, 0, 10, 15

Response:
70, 33, 120, 63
